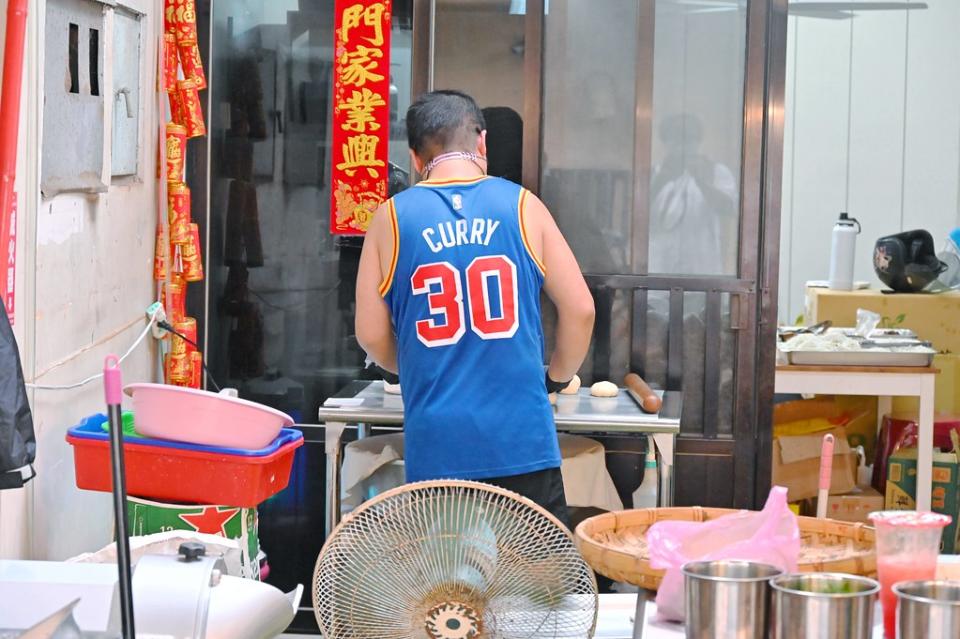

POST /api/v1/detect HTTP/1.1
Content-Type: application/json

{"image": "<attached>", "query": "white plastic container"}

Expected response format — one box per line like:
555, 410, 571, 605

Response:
828, 213, 860, 291
631, 436, 659, 509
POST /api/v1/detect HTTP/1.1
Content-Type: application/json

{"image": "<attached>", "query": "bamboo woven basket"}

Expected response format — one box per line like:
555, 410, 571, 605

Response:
575, 507, 876, 591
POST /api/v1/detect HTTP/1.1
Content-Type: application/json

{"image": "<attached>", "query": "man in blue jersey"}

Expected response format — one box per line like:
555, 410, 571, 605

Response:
355, 90, 595, 525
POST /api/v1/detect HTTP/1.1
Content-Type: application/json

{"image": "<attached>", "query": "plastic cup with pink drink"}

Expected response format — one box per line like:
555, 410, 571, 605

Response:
868, 510, 952, 639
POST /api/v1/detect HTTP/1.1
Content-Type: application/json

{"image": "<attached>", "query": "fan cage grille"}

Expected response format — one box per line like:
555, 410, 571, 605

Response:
313, 480, 598, 638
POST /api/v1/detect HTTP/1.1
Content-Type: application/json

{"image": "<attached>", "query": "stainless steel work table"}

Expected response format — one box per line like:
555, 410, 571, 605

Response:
316, 380, 683, 536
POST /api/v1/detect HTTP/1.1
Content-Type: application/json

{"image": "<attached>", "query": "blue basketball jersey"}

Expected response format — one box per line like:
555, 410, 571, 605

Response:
382, 175, 561, 481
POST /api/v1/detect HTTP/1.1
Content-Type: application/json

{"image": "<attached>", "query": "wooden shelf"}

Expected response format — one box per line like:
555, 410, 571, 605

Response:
776, 365, 939, 374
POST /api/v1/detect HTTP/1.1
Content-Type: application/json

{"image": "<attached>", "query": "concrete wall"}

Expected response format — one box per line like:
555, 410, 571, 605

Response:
780, 1, 960, 323
0, 0, 162, 560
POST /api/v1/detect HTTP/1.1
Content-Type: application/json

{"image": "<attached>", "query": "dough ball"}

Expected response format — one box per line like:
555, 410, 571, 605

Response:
383, 382, 402, 395
590, 381, 619, 398
559, 374, 582, 395
548, 392, 557, 406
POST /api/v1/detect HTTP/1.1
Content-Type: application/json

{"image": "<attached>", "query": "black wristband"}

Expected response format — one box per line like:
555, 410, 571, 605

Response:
545, 372, 570, 394
370, 363, 399, 385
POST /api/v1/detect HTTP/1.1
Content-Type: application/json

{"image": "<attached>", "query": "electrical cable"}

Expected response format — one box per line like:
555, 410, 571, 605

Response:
26, 309, 162, 391
24, 311, 224, 393
157, 320, 222, 392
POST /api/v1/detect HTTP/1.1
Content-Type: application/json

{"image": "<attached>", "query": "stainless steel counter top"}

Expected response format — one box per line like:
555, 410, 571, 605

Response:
318, 380, 682, 434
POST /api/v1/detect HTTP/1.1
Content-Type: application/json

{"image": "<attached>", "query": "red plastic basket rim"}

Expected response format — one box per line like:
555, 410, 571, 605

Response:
66, 432, 304, 464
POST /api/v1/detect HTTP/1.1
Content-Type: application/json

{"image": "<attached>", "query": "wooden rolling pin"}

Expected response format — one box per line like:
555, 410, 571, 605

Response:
624, 373, 662, 414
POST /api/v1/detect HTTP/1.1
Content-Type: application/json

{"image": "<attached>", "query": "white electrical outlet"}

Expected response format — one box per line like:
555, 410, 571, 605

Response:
146, 302, 168, 339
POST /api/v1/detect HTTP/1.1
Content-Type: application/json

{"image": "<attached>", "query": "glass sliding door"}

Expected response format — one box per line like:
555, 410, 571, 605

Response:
648, 1, 745, 277
204, 1, 412, 407
535, 0, 781, 508
198, 0, 414, 629
541, 0, 639, 275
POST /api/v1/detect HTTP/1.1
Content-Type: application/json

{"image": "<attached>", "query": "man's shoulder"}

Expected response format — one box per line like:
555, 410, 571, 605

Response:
388, 187, 431, 220
483, 175, 523, 193
391, 186, 427, 205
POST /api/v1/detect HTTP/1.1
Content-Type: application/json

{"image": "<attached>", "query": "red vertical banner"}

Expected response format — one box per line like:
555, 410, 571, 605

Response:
4, 192, 15, 324
331, 0, 392, 235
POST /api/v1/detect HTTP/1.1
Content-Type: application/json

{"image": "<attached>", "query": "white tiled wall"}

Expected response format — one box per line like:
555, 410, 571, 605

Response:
779, 1, 960, 323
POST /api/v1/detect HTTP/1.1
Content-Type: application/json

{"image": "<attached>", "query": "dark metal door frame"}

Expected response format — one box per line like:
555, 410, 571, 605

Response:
413, 0, 788, 508
754, 0, 789, 502
733, 0, 789, 507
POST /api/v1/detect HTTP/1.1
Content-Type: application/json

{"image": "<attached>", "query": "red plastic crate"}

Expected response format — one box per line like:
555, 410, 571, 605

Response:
67, 426, 303, 507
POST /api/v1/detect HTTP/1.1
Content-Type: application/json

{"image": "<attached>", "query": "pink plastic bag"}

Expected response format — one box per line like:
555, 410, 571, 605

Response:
647, 486, 800, 621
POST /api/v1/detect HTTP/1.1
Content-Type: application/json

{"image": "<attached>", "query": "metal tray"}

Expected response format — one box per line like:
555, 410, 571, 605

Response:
779, 327, 919, 341
855, 328, 918, 338
785, 349, 935, 367
859, 338, 932, 349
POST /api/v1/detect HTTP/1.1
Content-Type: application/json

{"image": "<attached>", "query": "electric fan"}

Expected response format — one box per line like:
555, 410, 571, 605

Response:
313, 480, 599, 638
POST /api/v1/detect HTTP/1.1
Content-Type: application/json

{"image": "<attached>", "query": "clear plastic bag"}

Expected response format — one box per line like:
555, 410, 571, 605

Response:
854, 308, 881, 338
647, 486, 800, 621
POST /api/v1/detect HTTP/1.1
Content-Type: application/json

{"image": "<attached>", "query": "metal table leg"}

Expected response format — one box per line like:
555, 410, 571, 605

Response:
651, 432, 675, 507
632, 590, 646, 639
356, 422, 375, 502
357, 422, 371, 440
324, 421, 347, 538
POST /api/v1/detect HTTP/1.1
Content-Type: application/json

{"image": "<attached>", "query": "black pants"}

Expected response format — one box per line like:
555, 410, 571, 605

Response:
481, 467, 571, 530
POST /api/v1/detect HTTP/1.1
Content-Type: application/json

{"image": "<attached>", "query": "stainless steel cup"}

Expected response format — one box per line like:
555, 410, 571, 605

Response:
769, 573, 879, 639
683, 560, 782, 639
895, 580, 960, 639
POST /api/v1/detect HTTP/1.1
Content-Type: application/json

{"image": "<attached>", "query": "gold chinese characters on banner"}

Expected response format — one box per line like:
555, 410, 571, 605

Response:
331, 0, 392, 235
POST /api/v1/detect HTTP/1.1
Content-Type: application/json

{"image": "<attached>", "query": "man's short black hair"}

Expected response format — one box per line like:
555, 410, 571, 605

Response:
406, 90, 486, 158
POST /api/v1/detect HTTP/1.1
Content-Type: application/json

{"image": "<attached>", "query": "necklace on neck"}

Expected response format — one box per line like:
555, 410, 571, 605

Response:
422, 151, 487, 179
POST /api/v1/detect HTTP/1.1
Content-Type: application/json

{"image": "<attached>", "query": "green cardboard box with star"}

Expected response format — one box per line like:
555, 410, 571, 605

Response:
126, 496, 260, 579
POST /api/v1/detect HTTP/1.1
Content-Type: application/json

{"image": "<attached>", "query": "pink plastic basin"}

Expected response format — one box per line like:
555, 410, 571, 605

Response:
124, 383, 294, 449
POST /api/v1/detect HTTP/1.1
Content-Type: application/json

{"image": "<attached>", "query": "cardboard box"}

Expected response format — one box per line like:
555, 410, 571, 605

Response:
806, 287, 960, 354
801, 487, 884, 524
774, 397, 879, 460
773, 427, 858, 501
126, 497, 260, 579
885, 448, 960, 553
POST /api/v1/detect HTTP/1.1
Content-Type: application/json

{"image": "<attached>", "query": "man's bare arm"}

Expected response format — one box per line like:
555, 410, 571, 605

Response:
523, 192, 595, 383
355, 203, 399, 373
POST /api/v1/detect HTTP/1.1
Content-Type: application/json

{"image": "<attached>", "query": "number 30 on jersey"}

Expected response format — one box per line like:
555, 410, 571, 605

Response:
411, 255, 519, 347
